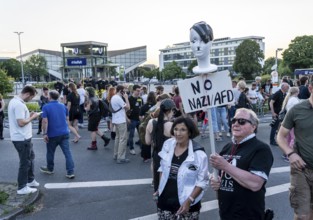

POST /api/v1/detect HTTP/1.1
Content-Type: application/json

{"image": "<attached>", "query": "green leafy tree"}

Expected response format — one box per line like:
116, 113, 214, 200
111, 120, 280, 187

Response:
233, 39, 264, 80
143, 69, 157, 79
161, 61, 184, 80
0, 69, 13, 95
282, 35, 313, 72
0, 58, 21, 79
278, 60, 292, 77
262, 57, 282, 75
24, 55, 48, 81
187, 60, 197, 74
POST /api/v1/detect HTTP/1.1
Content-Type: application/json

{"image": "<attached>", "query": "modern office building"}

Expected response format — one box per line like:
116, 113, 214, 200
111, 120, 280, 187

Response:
159, 36, 265, 74
17, 42, 147, 81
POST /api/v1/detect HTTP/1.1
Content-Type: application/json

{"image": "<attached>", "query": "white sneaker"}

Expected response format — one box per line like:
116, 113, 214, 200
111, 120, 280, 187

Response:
219, 132, 223, 137
27, 179, 40, 187
226, 132, 231, 137
17, 186, 37, 195
130, 149, 136, 155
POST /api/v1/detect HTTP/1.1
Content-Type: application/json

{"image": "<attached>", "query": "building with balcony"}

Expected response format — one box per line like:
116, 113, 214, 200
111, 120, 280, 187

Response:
159, 36, 265, 75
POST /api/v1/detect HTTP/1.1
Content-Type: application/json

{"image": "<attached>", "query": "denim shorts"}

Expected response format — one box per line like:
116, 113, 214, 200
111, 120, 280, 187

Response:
289, 166, 313, 215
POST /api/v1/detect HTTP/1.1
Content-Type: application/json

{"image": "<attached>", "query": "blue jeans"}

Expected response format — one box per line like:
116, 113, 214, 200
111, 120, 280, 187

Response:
127, 120, 140, 150
217, 107, 229, 132
46, 134, 74, 175
12, 139, 35, 190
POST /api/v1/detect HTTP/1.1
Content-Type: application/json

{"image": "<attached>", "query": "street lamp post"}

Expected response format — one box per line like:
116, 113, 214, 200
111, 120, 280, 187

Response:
275, 48, 283, 72
14, 32, 25, 86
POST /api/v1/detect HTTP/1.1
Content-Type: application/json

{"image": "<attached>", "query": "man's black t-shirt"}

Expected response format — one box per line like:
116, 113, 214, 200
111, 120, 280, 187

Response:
128, 96, 143, 120
218, 137, 273, 220
271, 89, 285, 114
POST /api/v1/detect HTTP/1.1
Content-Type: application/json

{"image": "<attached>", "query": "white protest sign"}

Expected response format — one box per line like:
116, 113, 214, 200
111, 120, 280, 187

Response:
177, 70, 233, 113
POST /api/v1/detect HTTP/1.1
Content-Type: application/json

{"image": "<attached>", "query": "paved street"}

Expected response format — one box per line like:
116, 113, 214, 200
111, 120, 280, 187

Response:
0, 115, 294, 220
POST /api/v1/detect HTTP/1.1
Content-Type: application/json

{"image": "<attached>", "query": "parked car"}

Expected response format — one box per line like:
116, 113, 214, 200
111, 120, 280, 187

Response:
149, 77, 159, 84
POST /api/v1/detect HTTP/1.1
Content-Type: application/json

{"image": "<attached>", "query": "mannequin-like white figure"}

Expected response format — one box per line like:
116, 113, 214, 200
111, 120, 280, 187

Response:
190, 21, 217, 74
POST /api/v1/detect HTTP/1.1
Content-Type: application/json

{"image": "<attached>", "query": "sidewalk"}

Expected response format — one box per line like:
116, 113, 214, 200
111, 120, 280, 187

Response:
0, 182, 40, 220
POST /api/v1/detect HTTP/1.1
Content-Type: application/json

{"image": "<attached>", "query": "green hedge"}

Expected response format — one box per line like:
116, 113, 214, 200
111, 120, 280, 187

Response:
25, 102, 40, 112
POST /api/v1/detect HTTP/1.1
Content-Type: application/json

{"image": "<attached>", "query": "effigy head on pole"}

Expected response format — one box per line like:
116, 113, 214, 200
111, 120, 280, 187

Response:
190, 21, 217, 74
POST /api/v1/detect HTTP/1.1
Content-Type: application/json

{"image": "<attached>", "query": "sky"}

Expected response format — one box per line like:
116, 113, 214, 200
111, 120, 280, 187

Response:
1, 0, 313, 66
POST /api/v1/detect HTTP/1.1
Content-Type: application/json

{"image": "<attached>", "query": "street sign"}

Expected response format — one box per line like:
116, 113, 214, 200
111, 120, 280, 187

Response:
67, 58, 87, 66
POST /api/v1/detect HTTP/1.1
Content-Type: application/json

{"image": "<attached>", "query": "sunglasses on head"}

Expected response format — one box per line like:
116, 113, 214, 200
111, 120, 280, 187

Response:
231, 118, 252, 125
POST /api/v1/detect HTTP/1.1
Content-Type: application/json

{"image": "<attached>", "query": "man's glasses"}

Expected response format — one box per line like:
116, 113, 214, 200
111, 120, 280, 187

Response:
231, 118, 252, 126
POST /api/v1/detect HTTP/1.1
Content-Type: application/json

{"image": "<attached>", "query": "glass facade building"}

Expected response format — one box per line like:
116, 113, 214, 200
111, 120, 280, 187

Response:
159, 36, 265, 74
17, 43, 147, 81
17, 49, 63, 80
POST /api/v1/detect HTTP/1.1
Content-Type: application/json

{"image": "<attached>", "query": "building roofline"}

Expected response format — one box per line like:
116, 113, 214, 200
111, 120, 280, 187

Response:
17, 49, 62, 59
108, 45, 146, 57
159, 36, 265, 51
61, 41, 108, 47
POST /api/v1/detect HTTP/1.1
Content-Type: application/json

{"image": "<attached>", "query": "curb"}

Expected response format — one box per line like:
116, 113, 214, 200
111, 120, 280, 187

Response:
0, 183, 40, 220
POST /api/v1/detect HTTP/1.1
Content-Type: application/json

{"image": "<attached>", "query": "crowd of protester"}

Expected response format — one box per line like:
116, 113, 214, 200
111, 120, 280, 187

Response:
3, 74, 313, 219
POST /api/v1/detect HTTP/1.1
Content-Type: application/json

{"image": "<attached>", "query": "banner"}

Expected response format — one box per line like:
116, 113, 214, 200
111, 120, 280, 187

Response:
177, 70, 233, 113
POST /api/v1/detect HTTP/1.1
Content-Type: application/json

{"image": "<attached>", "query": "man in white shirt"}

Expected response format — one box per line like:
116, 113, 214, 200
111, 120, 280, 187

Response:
111, 85, 130, 164
8, 86, 40, 194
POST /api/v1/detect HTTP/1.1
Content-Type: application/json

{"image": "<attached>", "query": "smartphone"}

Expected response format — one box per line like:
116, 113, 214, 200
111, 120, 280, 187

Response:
121, 91, 125, 95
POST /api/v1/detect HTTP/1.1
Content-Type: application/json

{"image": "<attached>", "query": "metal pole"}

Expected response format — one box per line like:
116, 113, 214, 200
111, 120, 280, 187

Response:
14, 32, 25, 86
275, 49, 278, 72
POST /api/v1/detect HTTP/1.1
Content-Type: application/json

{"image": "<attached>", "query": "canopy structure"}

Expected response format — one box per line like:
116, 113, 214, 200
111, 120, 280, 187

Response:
294, 69, 313, 75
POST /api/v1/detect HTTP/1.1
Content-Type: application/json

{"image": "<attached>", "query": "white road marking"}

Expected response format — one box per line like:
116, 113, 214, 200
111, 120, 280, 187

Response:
43, 166, 291, 220
270, 166, 290, 174
129, 183, 290, 220
45, 166, 290, 189
45, 178, 152, 189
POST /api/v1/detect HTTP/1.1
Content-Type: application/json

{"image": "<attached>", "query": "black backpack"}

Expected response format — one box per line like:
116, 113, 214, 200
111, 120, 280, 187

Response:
98, 100, 109, 118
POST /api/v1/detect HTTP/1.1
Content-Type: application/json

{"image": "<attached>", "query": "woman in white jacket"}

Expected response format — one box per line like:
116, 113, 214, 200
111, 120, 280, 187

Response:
156, 117, 209, 219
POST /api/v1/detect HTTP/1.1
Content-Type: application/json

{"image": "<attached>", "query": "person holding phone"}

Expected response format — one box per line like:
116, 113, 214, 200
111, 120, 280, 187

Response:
111, 85, 130, 164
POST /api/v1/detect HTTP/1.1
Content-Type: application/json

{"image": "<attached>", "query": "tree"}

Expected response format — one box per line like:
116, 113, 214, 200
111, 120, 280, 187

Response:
0, 58, 21, 79
143, 69, 158, 79
0, 68, 13, 96
161, 61, 184, 80
233, 39, 264, 80
263, 57, 282, 75
282, 35, 313, 72
24, 55, 48, 81
278, 60, 292, 77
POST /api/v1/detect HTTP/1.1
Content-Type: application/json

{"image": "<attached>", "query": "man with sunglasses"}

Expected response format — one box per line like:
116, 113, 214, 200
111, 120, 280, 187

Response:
277, 81, 313, 220
210, 108, 273, 220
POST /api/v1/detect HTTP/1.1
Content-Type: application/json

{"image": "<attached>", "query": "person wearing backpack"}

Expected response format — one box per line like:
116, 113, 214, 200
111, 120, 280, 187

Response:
145, 99, 176, 192
155, 116, 209, 219
139, 91, 157, 162
84, 87, 110, 150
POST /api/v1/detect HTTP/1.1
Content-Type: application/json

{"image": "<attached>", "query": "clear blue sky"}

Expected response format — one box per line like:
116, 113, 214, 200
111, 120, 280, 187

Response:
1, 0, 312, 65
